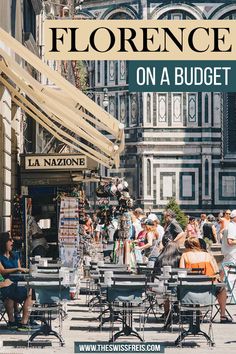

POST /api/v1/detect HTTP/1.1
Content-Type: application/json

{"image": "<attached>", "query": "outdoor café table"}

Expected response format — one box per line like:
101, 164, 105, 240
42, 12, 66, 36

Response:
26, 273, 63, 279
34, 269, 59, 274
98, 264, 128, 268
162, 277, 226, 331
105, 282, 146, 342
36, 263, 62, 269
24, 276, 70, 346
9, 273, 30, 282
158, 274, 212, 282
111, 275, 147, 283
150, 275, 212, 329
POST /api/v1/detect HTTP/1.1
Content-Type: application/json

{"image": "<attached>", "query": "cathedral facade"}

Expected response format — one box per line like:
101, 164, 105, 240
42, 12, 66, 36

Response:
79, 0, 236, 214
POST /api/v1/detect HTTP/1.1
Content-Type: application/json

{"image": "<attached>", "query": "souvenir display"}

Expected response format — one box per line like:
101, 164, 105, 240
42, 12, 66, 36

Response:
58, 197, 80, 268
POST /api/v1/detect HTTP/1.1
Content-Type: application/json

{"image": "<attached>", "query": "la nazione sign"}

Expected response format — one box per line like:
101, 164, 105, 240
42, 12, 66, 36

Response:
24, 154, 95, 170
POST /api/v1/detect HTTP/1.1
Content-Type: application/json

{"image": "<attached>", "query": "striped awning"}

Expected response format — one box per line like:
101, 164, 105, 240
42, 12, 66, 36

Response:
0, 28, 124, 168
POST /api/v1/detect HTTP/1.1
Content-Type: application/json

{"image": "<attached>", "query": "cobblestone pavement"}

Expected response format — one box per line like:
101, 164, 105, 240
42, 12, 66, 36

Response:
1, 289, 236, 354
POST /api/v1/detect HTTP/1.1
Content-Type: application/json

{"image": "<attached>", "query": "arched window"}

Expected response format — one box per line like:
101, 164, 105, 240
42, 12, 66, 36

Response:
205, 94, 209, 124
147, 159, 151, 195
205, 159, 209, 196
147, 93, 151, 123
158, 9, 197, 20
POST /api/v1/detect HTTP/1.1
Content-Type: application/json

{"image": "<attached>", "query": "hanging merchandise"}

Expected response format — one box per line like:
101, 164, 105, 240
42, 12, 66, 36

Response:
118, 212, 133, 240
11, 194, 24, 251
94, 177, 136, 268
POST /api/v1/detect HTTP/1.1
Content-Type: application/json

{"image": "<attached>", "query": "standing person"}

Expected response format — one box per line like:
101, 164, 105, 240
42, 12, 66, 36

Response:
28, 215, 48, 257
185, 217, 199, 238
221, 210, 236, 264
203, 214, 217, 244
135, 218, 147, 247
156, 217, 164, 243
146, 214, 164, 266
132, 208, 144, 238
162, 209, 185, 248
199, 213, 207, 238
135, 219, 158, 263
83, 216, 94, 238
134, 208, 144, 221
147, 214, 164, 245
94, 222, 104, 243
215, 213, 223, 243
102, 219, 119, 244
134, 218, 147, 264
219, 210, 231, 241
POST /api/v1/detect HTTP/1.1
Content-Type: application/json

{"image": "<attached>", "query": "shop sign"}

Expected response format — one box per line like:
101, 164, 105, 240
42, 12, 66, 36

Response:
24, 154, 93, 170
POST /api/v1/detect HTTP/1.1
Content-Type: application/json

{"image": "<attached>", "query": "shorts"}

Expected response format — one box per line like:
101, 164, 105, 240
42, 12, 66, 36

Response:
215, 286, 224, 296
0, 282, 28, 303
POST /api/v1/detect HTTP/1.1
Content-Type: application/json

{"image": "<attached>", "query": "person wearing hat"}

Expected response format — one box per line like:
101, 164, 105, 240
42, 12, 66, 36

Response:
135, 218, 148, 247
135, 219, 159, 263
222, 209, 236, 264
144, 214, 165, 266
147, 214, 164, 244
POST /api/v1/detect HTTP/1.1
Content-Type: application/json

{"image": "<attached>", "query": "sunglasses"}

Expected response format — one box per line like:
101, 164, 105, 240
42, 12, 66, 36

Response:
225, 213, 231, 215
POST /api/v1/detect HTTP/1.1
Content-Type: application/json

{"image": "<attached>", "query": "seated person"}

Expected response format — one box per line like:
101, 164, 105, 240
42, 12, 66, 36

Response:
0, 232, 29, 322
0, 232, 28, 279
0, 272, 32, 330
180, 237, 231, 323
152, 241, 181, 317
154, 241, 181, 275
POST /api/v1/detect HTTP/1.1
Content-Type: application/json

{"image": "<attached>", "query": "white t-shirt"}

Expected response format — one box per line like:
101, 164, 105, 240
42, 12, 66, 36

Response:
133, 219, 143, 238
157, 225, 164, 244
95, 224, 104, 233
199, 220, 206, 238
107, 220, 118, 242
222, 221, 236, 263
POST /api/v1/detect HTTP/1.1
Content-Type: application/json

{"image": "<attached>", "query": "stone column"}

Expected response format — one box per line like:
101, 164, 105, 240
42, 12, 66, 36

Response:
0, 84, 12, 231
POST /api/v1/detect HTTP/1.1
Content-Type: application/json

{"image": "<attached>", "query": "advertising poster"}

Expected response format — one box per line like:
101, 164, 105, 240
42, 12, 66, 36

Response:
1, 1, 236, 354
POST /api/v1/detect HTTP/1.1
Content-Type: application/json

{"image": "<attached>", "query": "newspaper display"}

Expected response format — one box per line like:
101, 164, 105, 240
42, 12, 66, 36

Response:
58, 197, 80, 268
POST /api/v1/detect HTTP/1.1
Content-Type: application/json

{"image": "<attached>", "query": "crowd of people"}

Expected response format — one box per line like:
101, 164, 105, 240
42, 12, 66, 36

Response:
1, 206, 236, 329
82, 207, 236, 267
80, 207, 236, 323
